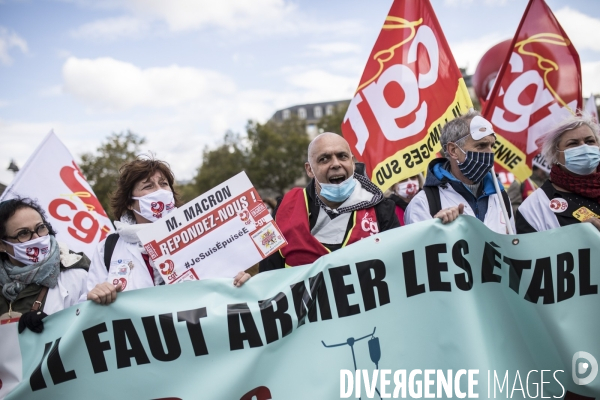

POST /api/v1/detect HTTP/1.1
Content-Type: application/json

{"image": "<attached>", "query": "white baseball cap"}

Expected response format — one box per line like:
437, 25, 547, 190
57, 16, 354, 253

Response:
469, 116, 495, 140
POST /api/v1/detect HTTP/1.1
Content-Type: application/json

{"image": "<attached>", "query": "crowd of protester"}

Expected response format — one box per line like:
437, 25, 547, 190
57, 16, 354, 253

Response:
1, 111, 599, 333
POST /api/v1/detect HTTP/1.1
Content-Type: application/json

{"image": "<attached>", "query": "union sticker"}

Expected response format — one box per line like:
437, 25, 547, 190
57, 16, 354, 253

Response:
549, 198, 568, 213
572, 206, 600, 222
250, 221, 287, 257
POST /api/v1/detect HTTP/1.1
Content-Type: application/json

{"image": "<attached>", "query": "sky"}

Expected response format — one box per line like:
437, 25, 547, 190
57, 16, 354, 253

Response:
1, 0, 599, 186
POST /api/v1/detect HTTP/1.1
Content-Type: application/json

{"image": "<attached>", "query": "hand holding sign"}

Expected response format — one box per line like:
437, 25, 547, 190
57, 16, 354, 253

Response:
136, 172, 287, 283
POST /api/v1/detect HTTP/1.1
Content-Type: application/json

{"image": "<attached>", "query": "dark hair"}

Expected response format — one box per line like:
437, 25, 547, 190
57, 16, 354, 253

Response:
110, 156, 182, 220
0, 197, 56, 261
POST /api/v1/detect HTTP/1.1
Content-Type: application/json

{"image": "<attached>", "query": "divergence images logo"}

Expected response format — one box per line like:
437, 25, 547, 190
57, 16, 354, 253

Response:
572, 351, 598, 385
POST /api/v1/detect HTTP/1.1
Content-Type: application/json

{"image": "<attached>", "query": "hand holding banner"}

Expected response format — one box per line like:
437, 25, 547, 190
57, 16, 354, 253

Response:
342, 0, 472, 192
136, 172, 287, 283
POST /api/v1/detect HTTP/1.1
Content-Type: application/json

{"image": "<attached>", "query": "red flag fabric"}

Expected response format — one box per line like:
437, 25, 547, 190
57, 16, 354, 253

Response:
341, 0, 472, 192
483, 0, 582, 182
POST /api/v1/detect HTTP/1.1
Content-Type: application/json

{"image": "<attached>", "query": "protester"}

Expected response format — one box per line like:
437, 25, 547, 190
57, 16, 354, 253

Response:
388, 174, 422, 226
85, 157, 251, 305
404, 111, 515, 233
516, 115, 600, 232
259, 132, 399, 271
506, 165, 548, 214
0, 198, 89, 333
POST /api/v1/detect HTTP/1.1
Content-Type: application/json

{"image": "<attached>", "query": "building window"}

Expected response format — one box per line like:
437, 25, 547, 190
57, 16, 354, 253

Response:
326, 105, 334, 116
282, 109, 290, 120
298, 107, 307, 119
314, 106, 323, 119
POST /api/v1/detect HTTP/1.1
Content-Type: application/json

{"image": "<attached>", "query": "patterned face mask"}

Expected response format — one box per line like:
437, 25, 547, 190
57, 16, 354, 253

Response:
132, 189, 175, 222
2, 235, 51, 265
395, 178, 419, 199
456, 146, 494, 184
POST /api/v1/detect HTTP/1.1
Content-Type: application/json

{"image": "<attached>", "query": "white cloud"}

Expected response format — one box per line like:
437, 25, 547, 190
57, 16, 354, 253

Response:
124, 0, 295, 32
70, 16, 149, 40
0, 99, 8, 107
69, 0, 364, 40
286, 69, 357, 103
449, 33, 508, 74
306, 42, 361, 57
555, 7, 600, 53
39, 85, 63, 97
444, 0, 507, 6
582, 61, 600, 96
0, 26, 28, 65
62, 57, 236, 110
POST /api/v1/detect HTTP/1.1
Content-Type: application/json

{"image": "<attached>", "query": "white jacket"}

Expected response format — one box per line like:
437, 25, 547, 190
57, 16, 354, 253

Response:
405, 185, 515, 234
81, 236, 154, 302
404, 160, 515, 234
43, 242, 88, 315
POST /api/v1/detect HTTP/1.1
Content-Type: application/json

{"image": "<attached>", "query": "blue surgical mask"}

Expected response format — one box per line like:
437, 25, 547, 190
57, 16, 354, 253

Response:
317, 176, 356, 203
560, 144, 600, 175
456, 146, 494, 184
310, 162, 357, 203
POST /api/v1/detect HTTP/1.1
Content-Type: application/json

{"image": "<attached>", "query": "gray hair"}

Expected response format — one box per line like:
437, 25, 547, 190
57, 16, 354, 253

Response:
540, 113, 600, 165
440, 109, 481, 156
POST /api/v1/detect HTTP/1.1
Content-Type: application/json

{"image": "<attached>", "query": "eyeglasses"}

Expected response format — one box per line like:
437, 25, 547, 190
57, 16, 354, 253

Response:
4, 224, 50, 243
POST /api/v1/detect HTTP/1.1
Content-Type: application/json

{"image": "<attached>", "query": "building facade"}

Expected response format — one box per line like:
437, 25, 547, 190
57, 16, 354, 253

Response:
270, 99, 350, 138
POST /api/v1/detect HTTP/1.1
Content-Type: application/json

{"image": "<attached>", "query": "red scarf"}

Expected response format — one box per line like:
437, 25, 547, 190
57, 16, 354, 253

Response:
550, 164, 600, 203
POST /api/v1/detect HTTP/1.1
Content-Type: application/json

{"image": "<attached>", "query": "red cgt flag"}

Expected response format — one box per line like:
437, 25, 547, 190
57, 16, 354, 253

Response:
483, 0, 582, 182
341, 0, 472, 192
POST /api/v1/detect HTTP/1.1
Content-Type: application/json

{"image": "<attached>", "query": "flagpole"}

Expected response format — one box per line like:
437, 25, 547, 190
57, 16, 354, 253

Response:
491, 166, 514, 235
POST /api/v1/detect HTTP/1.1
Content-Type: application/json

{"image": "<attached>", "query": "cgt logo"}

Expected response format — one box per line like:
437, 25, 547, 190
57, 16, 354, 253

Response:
151, 201, 165, 217
572, 351, 598, 385
26, 247, 40, 262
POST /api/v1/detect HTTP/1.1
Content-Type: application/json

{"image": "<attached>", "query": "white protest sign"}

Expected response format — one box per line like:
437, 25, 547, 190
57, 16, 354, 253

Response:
0, 131, 114, 259
136, 172, 287, 283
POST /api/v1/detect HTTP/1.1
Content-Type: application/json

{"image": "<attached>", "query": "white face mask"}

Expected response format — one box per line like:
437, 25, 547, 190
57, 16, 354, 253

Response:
395, 179, 419, 199
2, 235, 52, 265
132, 189, 175, 222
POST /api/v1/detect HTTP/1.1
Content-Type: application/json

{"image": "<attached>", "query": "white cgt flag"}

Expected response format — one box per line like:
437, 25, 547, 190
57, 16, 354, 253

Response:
585, 94, 598, 123
0, 131, 114, 258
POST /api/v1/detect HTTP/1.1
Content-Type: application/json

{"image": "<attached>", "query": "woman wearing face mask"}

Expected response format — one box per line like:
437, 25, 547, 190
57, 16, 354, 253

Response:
85, 157, 251, 305
516, 115, 600, 233
388, 175, 422, 226
0, 198, 89, 333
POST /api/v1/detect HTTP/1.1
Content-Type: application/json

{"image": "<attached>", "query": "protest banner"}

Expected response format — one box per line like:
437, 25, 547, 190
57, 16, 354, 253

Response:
1, 217, 598, 399
0, 131, 113, 258
482, 0, 582, 183
136, 172, 287, 283
585, 95, 598, 123
341, 0, 472, 192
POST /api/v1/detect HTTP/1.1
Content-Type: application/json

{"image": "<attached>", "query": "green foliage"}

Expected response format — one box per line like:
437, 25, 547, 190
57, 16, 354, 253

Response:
246, 117, 310, 195
191, 117, 310, 198
316, 102, 349, 135
79, 131, 145, 220
193, 131, 248, 196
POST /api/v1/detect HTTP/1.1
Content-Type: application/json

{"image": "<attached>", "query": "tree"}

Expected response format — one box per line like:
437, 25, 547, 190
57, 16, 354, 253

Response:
190, 117, 309, 198
246, 117, 310, 196
79, 131, 145, 220
317, 102, 349, 135
192, 131, 248, 196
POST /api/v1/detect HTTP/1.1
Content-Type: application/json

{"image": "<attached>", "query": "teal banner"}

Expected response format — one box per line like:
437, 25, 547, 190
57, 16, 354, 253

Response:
1, 217, 599, 399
